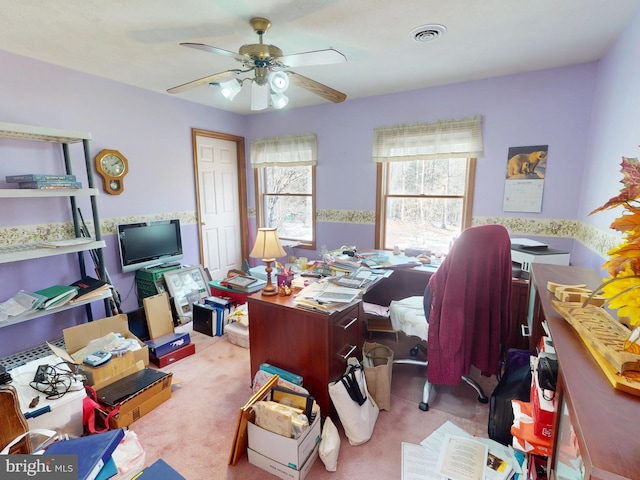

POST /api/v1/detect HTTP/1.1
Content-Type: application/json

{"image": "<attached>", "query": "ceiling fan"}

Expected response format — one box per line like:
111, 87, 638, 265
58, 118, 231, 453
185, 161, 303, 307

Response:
167, 17, 347, 111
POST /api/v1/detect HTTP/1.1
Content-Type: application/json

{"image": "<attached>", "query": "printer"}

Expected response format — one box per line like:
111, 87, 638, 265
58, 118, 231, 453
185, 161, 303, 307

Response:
510, 238, 570, 279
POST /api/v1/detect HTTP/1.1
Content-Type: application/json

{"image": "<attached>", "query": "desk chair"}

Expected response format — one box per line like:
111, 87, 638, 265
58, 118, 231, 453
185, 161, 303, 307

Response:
390, 225, 512, 411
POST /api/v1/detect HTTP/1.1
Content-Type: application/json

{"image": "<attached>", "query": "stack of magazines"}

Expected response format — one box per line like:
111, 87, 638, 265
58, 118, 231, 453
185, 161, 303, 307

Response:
5, 173, 82, 189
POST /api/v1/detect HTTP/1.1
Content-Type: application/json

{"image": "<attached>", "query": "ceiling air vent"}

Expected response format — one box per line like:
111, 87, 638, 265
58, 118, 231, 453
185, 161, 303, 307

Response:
409, 24, 447, 43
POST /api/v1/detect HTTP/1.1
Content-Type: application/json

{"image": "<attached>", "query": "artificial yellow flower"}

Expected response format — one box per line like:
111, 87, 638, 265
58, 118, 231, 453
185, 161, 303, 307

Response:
591, 155, 640, 325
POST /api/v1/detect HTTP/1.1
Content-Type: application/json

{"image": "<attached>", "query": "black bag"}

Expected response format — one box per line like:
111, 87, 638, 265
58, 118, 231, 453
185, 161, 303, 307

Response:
488, 363, 532, 446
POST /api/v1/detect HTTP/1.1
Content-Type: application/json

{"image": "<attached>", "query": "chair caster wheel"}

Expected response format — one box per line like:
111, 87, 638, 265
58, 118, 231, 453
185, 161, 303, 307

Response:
410, 347, 419, 356
419, 402, 429, 411
478, 396, 489, 404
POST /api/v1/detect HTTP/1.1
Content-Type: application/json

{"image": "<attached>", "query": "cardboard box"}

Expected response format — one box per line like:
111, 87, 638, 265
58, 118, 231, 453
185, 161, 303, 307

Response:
225, 321, 249, 348
247, 411, 321, 471
531, 372, 555, 439
145, 332, 190, 357
107, 368, 173, 429
248, 443, 318, 480
143, 293, 175, 339
49, 314, 149, 389
150, 342, 196, 367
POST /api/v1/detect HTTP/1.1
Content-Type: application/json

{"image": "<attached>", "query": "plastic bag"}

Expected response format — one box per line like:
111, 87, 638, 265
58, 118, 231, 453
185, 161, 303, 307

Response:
319, 417, 340, 471
112, 430, 146, 480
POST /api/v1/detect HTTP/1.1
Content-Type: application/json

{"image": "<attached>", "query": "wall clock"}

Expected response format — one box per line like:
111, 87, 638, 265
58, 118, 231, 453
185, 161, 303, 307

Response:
95, 149, 129, 195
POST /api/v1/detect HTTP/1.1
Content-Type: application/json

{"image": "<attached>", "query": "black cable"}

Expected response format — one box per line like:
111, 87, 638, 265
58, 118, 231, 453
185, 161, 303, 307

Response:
29, 362, 80, 400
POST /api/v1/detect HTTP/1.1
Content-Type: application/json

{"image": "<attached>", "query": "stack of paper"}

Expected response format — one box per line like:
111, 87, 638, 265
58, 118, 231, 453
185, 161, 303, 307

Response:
401, 421, 520, 480
294, 281, 361, 312
68, 276, 110, 303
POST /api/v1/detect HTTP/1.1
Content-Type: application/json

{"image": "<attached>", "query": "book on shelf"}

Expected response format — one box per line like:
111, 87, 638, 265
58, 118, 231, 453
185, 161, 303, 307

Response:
45, 428, 125, 480
69, 276, 110, 302
18, 180, 82, 189
5, 173, 77, 183
37, 237, 94, 248
34, 284, 79, 309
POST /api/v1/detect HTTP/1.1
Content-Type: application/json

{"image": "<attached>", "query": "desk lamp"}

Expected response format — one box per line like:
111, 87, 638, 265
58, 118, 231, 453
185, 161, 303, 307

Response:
249, 228, 286, 296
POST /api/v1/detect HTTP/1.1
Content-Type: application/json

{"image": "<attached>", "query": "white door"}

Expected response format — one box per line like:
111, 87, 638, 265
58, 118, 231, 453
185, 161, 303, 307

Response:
194, 134, 242, 280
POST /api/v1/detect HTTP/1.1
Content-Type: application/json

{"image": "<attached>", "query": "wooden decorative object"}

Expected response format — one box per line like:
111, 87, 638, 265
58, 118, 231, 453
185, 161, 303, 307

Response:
552, 300, 640, 396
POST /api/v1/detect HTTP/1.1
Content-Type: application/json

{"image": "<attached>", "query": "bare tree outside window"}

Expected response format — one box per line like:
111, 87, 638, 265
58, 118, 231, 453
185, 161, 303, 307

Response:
259, 165, 314, 244
380, 157, 473, 254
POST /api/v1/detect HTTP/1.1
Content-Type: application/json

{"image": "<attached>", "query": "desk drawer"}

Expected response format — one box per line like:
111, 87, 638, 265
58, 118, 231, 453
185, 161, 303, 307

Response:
330, 303, 361, 380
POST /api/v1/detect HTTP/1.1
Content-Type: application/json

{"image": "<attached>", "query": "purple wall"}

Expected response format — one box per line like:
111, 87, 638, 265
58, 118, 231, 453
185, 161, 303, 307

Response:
1, 5, 639, 356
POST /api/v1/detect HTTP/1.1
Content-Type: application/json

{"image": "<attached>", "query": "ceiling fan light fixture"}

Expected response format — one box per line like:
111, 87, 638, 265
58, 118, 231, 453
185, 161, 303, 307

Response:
271, 92, 289, 109
217, 78, 242, 100
268, 71, 290, 93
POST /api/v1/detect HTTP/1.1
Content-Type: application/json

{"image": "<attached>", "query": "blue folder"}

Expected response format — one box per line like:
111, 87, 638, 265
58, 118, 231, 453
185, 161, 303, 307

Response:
46, 429, 124, 480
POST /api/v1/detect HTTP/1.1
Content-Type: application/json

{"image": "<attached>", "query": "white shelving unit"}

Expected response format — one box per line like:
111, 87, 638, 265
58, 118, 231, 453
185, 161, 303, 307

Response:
0, 121, 111, 326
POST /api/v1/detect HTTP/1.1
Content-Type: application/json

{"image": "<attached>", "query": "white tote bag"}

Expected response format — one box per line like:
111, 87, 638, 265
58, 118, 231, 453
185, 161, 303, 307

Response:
328, 358, 379, 446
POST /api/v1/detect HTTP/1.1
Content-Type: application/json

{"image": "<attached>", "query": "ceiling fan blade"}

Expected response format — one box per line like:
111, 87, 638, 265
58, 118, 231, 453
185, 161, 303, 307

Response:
180, 42, 247, 63
250, 81, 269, 111
287, 71, 347, 103
278, 48, 346, 68
167, 70, 241, 94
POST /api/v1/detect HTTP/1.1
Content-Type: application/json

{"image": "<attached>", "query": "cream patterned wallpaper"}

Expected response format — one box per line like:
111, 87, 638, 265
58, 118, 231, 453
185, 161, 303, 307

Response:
0, 210, 618, 259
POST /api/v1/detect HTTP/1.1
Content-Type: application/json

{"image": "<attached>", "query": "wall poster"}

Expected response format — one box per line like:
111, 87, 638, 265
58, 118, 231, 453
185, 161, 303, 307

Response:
502, 144, 548, 213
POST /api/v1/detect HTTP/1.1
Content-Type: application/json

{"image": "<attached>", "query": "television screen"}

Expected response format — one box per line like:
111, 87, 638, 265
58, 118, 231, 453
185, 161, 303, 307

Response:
117, 219, 183, 273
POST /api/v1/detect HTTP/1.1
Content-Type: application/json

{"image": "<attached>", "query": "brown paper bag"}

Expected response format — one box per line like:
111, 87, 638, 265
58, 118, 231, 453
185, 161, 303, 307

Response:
362, 341, 394, 411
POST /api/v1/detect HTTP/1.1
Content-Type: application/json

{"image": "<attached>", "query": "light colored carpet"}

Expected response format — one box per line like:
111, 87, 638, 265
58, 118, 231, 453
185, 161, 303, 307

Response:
129, 324, 495, 479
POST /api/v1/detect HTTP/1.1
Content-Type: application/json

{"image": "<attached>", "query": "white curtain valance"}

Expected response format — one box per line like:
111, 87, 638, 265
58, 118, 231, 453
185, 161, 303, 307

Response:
251, 133, 317, 167
372, 115, 483, 162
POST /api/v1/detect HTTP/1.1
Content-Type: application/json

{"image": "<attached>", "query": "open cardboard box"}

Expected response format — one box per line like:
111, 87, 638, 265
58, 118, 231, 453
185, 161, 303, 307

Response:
48, 314, 173, 428
48, 314, 149, 390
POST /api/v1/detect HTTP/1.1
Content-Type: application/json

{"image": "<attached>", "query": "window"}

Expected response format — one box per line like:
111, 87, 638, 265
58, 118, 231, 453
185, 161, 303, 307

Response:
373, 116, 483, 254
251, 133, 316, 249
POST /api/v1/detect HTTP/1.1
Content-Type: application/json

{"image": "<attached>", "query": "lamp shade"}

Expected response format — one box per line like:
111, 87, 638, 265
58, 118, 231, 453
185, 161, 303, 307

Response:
218, 78, 242, 100
271, 92, 289, 109
268, 71, 290, 93
249, 228, 286, 260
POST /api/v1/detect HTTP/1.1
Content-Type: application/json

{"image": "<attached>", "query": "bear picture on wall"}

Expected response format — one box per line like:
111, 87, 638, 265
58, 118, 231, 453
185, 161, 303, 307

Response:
503, 144, 548, 213
505, 145, 548, 179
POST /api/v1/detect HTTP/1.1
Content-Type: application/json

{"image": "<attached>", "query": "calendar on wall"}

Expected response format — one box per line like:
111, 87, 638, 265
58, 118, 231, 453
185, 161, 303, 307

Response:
502, 144, 548, 213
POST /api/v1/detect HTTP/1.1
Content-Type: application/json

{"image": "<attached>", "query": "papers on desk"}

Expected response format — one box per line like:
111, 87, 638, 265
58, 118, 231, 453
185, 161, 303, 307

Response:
294, 281, 362, 313
401, 421, 521, 480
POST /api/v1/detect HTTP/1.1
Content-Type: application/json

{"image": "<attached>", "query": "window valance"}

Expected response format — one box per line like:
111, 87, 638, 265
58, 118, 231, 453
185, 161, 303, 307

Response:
372, 115, 483, 162
251, 133, 317, 167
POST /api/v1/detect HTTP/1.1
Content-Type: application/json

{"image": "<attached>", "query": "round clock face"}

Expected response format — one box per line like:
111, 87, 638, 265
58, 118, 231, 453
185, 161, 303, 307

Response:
100, 153, 126, 177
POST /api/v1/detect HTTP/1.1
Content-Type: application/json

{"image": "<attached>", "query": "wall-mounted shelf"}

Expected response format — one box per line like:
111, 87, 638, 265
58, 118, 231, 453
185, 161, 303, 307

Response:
0, 188, 99, 198
0, 290, 113, 329
0, 240, 107, 264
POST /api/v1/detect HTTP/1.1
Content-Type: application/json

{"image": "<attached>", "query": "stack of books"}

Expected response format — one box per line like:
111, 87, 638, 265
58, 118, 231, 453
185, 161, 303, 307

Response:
34, 284, 79, 310
5, 173, 82, 189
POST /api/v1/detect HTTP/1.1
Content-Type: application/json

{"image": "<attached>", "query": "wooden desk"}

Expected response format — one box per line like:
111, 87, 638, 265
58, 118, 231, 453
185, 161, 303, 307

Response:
247, 293, 362, 416
530, 264, 640, 479
363, 266, 530, 351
